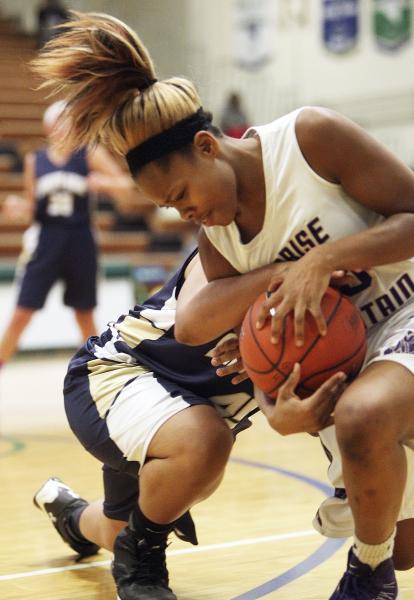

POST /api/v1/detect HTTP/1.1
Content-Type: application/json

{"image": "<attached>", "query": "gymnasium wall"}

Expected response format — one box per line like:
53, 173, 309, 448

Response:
3, 0, 414, 163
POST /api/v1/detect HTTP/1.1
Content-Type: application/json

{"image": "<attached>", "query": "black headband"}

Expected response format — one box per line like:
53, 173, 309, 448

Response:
126, 108, 212, 177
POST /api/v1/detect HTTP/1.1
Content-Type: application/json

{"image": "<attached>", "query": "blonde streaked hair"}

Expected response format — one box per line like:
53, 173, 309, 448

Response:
31, 11, 202, 155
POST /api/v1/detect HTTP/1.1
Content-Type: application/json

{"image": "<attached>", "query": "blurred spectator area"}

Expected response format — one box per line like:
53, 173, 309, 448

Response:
0, 12, 197, 273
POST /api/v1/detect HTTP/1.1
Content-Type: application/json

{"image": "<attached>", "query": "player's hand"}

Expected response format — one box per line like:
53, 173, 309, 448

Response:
210, 336, 248, 385
255, 251, 333, 346
256, 364, 347, 435
2, 194, 31, 222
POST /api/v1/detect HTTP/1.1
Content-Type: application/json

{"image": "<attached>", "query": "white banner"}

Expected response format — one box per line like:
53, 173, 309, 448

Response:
233, 0, 276, 70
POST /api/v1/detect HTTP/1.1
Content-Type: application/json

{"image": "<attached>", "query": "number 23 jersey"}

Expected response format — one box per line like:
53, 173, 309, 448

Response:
34, 147, 90, 227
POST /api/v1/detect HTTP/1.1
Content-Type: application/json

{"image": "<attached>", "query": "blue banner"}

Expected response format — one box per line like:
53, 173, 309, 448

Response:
322, 0, 359, 53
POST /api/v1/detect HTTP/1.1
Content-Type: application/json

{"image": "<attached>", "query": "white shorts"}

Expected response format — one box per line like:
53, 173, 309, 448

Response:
65, 353, 255, 475
314, 299, 414, 538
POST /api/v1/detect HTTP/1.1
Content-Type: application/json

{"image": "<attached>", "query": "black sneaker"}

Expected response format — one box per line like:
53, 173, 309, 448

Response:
112, 526, 177, 600
33, 477, 100, 558
330, 547, 401, 599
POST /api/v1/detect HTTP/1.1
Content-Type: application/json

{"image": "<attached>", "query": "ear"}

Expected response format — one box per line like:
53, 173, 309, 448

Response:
193, 131, 219, 157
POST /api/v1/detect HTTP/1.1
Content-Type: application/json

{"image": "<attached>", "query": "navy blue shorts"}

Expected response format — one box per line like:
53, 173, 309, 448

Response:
64, 345, 255, 521
17, 224, 97, 310
64, 345, 212, 520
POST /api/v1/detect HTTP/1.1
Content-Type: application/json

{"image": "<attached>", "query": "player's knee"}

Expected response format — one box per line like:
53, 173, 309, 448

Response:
334, 393, 393, 460
182, 423, 233, 481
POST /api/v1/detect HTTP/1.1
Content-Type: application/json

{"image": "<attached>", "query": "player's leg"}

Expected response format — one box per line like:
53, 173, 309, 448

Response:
33, 457, 200, 558
139, 403, 233, 522
0, 306, 35, 362
111, 403, 232, 600
63, 226, 98, 340
61, 358, 232, 599
330, 360, 414, 599
1, 226, 60, 364
394, 518, 414, 571
74, 308, 97, 339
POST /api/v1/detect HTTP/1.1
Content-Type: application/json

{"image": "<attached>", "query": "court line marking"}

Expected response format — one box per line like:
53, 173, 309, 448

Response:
230, 457, 348, 599
0, 529, 318, 581
1, 438, 348, 596
0, 435, 25, 458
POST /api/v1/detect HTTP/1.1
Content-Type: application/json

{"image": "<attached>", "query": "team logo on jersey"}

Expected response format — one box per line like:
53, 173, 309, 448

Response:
232, 0, 276, 69
373, 0, 411, 51
384, 330, 414, 355
322, 0, 359, 53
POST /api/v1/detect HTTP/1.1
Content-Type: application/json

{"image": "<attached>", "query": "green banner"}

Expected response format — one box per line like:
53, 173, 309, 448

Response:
374, 0, 411, 50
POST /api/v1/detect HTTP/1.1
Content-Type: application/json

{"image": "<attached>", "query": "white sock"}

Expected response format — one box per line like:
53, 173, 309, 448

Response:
353, 529, 396, 570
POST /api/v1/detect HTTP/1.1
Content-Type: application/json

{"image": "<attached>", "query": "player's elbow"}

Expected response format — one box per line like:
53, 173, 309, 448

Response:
174, 321, 205, 346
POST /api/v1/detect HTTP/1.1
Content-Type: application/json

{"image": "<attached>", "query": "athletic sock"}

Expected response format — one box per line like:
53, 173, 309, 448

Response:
65, 504, 90, 544
130, 504, 175, 543
353, 528, 396, 570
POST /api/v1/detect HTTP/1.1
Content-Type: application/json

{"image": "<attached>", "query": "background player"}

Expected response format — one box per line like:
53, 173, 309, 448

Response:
0, 100, 131, 368
31, 12, 414, 599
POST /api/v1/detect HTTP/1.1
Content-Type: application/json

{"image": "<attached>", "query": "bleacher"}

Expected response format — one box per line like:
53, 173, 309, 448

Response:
0, 13, 197, 279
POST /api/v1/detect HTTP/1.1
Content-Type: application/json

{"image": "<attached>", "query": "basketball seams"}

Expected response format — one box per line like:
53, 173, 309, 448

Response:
299, 335, 367, 393
240, 289, 366, 400
257, 292, 343, 397
241, 300, 286, 376
293, 293, 343, 371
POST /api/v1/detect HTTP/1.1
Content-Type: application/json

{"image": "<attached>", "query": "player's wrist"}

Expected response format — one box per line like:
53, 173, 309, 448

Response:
307, 244, 338, 275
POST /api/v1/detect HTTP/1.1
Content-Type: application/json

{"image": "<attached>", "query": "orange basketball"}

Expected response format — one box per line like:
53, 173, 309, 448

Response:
239, 287, 367, 399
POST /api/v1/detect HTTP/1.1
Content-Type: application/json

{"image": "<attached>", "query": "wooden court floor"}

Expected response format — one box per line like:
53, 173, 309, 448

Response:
1, 355, 414, 599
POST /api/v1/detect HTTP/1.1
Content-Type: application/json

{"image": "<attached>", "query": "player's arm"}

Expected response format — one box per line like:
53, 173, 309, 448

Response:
2, 153, 35, 222
295, 107, 414, 271
22, 152, 36, 220
87, 144, 125, 177
175, 234, 288, 345
197, 227, 239, 281
87, 145, 153, 213
257, 107, 414, 345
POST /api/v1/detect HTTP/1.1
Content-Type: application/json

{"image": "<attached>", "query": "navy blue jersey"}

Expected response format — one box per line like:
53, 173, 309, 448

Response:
68, 250, 255, 423
34, 147, 90, 226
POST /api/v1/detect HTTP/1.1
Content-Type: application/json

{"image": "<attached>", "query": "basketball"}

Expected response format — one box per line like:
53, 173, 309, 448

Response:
239, 287, 367, 399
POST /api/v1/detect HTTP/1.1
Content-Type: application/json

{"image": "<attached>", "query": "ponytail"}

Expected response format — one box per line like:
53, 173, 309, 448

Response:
32, 12, 202, 155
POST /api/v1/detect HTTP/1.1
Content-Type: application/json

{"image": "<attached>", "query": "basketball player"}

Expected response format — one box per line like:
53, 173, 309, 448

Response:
35, 250, 345, 600
32, 12, 414, 599
0, 100, 129, 367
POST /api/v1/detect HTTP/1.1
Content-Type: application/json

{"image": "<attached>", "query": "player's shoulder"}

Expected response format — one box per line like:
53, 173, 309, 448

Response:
295, 107, 356, 183
295, 106, 346, 140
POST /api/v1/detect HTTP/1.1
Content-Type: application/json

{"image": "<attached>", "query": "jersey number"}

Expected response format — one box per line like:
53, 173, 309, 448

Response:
339, 270, 372, 297
47, 191, 74, 217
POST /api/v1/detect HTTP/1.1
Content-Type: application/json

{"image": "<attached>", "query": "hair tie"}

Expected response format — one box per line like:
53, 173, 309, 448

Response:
143, 77, 158, 89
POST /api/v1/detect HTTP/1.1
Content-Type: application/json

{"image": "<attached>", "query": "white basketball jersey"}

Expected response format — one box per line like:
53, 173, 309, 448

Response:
204, 108, 414, 329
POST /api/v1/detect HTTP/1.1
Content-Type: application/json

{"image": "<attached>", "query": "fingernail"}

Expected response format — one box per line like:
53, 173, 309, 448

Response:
271, 336, 278, 344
